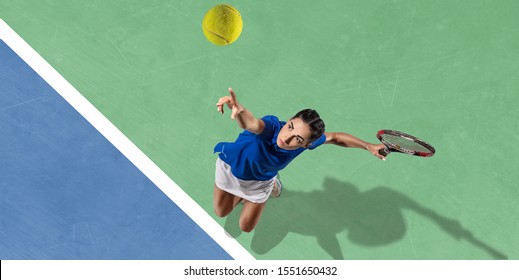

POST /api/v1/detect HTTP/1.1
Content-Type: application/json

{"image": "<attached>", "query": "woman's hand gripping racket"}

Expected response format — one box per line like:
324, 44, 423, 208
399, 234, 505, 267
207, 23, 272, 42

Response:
377, 130, 435, 158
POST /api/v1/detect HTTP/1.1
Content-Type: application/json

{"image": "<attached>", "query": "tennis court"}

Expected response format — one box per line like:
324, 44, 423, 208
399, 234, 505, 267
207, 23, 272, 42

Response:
1, 0, 517, 260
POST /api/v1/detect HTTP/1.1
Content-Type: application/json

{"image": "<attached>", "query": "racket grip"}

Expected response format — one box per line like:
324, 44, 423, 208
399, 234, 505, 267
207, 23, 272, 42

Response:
378, 147, 389, 156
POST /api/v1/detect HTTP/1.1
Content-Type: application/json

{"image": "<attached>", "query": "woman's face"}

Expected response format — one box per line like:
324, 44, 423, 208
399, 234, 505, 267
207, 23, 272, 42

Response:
276, 117, 313, 150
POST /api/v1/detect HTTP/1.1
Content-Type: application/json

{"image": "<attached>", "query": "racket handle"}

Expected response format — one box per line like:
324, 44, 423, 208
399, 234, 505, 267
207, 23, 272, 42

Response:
378, 147, 389, 156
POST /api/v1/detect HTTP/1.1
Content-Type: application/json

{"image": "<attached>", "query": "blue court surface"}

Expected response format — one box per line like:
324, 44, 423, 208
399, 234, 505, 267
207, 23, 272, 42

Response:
0, 38, 233, 260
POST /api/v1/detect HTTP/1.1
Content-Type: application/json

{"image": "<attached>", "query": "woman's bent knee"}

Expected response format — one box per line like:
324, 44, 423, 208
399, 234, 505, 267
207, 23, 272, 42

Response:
239, 222, 255, 233
214, 206, 230, 218
213, 184, 234, 217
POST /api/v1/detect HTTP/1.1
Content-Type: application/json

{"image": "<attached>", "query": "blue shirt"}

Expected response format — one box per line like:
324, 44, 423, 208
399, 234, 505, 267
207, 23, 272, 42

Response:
214, 115, 326, 181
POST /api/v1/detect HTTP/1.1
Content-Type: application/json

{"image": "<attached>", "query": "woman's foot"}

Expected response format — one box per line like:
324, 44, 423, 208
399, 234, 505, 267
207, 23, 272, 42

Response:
270, 175, 283, 198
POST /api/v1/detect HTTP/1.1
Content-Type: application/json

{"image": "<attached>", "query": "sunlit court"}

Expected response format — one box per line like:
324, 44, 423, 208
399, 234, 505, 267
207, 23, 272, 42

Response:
1, 1, 518, 262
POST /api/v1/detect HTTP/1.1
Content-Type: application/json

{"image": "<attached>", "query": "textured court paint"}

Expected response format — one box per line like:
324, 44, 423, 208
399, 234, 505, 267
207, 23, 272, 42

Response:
1, 0, 518, 259
0, 40, 231, 260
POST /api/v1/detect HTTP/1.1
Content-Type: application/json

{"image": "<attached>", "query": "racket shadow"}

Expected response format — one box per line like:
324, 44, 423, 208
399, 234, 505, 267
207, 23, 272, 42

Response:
230, 177, 507, 260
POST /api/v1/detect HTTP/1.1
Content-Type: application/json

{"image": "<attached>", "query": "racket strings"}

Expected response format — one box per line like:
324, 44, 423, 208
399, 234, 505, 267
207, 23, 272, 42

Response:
382, 134, 432, 153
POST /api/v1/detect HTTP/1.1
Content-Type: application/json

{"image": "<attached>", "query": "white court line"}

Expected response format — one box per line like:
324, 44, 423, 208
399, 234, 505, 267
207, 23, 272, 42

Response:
0, 19, 254, 261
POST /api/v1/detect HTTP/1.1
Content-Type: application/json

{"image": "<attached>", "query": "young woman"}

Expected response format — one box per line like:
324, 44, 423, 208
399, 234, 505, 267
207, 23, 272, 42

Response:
213, 88, 386, 232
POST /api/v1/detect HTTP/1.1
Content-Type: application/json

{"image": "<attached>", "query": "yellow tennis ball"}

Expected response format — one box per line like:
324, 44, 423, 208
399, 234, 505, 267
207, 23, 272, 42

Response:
202, 4, 243, 46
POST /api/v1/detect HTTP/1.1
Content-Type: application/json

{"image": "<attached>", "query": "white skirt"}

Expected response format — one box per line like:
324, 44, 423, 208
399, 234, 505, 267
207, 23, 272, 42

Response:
214, 157, 275, 203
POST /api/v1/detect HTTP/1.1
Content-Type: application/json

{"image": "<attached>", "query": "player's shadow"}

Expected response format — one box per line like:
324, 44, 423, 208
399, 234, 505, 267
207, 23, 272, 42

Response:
224, 177, 507, 260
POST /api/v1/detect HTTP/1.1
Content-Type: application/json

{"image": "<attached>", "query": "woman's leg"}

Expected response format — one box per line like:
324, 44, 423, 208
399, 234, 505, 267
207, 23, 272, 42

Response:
213, 184, 243, 217
239, 200, 267, 232
214, 183, 268, 232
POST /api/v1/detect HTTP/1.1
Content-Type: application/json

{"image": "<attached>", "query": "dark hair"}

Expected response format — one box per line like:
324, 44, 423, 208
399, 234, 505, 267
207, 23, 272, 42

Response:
292, 109, 325, 143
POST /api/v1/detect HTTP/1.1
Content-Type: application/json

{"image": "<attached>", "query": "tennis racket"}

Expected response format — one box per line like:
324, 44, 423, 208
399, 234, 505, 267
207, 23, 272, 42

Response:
377, 129, 435, 157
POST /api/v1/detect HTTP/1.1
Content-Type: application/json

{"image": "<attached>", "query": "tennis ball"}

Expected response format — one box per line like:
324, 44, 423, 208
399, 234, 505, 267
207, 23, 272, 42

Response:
202, 4, 243, 46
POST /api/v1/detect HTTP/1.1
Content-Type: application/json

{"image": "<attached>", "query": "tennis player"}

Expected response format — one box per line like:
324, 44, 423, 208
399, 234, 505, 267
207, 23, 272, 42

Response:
214, 88, 386, 232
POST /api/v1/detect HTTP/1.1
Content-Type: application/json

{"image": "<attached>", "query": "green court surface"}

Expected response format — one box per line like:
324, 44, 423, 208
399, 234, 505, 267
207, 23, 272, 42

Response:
1, 0, 517, 259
